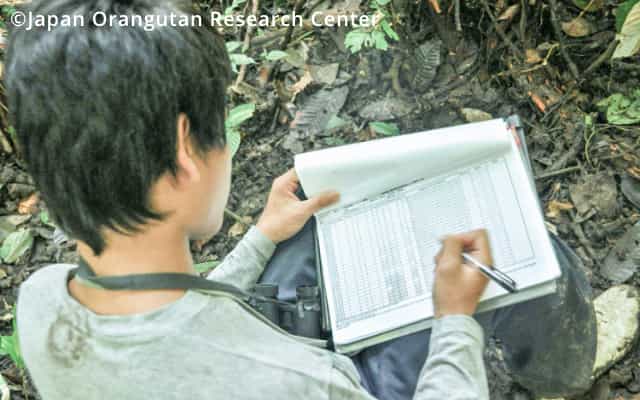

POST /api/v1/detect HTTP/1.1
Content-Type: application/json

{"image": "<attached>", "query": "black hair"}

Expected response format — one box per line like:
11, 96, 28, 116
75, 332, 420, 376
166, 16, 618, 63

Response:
4, 0, 232, 255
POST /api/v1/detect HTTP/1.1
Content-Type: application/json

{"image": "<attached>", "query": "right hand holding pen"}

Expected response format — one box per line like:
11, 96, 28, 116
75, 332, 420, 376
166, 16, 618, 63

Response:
433, 229, 493, 318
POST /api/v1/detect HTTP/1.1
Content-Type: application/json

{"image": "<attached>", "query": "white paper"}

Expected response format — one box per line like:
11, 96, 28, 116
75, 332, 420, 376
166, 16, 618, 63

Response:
295, 119, 512, 212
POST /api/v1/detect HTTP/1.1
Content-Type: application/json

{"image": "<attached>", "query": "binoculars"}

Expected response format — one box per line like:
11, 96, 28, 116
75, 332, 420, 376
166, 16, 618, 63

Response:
248, 283, 324, 339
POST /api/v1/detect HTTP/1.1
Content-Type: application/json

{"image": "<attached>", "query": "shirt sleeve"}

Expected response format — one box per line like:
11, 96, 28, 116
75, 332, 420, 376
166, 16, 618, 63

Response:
413, 314, 489, 400
206, 225, 276, 290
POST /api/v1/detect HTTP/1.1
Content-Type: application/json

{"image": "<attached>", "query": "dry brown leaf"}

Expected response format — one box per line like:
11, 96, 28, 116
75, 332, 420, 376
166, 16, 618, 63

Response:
497, 4, 521, 21
546, 200, 574, 218
561, 17, 593, 38
291, 69, 313, 96
528, 91, 547, 112
228, 217, 252, 237
18, 192, 39, 215
257, 65, 272, 87
628, 166, 640, 180
525, 49, 542, 64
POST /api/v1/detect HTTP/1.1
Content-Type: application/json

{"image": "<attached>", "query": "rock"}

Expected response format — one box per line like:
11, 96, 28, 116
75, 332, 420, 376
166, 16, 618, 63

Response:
601, 221, 640, 283
592, 285, 640, 378
309, 63, 339, 85
569, 173, 618, 217
460, 108, 493, 123
359, 97, 414, 121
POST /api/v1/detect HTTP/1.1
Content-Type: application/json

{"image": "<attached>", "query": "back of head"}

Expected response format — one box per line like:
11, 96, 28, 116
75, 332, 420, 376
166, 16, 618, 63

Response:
4, 0, 232, 255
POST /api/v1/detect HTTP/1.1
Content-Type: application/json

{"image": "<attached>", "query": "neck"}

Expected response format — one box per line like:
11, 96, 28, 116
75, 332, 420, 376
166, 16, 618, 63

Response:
77, 223, 196, 276
69, 223, 195, 315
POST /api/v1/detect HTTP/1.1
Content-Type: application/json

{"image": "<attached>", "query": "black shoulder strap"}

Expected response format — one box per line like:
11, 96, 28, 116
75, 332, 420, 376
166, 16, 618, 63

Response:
69, 257, 284, 305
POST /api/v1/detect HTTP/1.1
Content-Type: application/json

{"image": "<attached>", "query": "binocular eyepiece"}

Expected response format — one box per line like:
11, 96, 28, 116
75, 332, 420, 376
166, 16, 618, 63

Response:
249, 283, 324, 339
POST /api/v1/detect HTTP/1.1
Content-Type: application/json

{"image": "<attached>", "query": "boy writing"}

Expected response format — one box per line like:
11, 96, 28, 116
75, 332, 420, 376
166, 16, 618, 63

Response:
5, 0, 597, 398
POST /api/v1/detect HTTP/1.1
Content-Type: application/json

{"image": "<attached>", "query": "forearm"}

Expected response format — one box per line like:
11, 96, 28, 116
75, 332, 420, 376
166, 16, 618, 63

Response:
206, 226, 276, 290
414, 315, 489, 400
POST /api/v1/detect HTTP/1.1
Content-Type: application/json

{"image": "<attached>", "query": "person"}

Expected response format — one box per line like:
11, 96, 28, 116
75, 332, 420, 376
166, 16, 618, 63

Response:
4, 0, 597, 398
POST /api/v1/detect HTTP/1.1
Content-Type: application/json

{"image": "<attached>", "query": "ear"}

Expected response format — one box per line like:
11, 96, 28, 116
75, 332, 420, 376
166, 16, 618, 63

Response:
175, 113, 201, 184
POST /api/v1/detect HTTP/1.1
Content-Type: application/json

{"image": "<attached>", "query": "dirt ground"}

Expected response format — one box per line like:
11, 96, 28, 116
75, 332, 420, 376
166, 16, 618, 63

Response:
0, 0, 639, 399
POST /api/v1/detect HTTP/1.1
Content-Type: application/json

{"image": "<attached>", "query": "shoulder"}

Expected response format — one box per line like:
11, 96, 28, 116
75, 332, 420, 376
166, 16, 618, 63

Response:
17, 263, 76, 323
19, 263, 75, 296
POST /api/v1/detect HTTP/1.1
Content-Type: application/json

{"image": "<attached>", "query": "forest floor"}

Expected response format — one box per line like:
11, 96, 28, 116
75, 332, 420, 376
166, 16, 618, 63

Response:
0, 0, 639, 399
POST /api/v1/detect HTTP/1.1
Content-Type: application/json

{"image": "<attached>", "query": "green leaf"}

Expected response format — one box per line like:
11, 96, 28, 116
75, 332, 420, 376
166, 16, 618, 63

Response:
226, 128, 242, 157
39, 210, 57, 228
194, 260, 221, 273
370, 121, 400, 136
226, 103, 256, 129
225, 103, 255, 157
617, 0, 640, 31
344, 30, 371, 54
39, 211, 48, 225
264, 50, 288, 61
229, 53, 256, 66
226, 41, 243, 53
376, 0, 392, 6
613, 0, 640, 58
224, 0, 247, 15
372, 30, 389, 50
7, 126, 17, 143
597, 91, 640, 125
0, 229, 33, 264
381, 20, 400, 41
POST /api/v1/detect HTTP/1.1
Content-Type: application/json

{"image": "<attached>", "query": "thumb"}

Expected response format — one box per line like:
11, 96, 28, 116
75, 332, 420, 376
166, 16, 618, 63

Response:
301, 191, 340, 215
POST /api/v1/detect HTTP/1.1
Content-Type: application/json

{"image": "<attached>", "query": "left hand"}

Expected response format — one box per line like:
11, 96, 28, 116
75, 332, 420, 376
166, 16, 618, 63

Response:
256, 169, 340, 244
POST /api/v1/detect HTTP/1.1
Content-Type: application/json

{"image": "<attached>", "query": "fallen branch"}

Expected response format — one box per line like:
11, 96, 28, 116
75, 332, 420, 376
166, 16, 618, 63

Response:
478, 0, 523, 59
535, 165, 581, 180
548, 0, 580, 79
233, 0, 260, 89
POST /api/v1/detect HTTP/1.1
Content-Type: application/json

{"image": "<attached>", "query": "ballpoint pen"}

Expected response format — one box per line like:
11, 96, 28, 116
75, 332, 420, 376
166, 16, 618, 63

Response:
462, 252, 518, 293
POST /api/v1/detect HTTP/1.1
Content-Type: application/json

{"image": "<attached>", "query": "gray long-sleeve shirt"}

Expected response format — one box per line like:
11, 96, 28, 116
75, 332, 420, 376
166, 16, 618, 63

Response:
16, 226, 488, 399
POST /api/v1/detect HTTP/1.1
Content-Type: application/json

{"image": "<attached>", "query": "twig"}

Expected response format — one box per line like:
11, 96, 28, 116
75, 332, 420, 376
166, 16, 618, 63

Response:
519, 0, 527, 47
233, 0, 260, 89
548, 117, 585, 172
224, 208, 249, 226
454, 0, 462, 31
0, 128, 12, 154
548, 0, 580, 79
583, 39, 618, 76
281, 0, 305, 50
535, 165, 581, 180
542, 39, 619, 121
569, 210, 599, 260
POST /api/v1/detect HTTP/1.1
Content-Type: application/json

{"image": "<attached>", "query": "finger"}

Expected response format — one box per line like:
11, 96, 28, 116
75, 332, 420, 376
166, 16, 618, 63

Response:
456, 229, 489, 248
438, 235, 464, 271
456, 229, 493, 266
274, 168, 299, 189
301, 191, 340, 215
